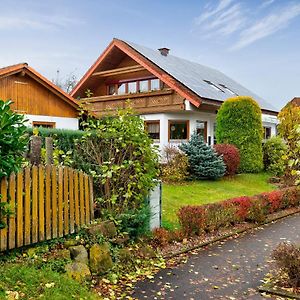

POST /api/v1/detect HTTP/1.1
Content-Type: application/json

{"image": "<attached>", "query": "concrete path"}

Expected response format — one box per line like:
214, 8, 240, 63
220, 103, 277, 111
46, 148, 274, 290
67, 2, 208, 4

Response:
133, 213, 300, 299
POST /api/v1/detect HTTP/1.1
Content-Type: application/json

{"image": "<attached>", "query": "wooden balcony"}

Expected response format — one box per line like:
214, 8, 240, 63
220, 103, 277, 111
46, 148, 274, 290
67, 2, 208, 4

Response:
81, 89, 185, 116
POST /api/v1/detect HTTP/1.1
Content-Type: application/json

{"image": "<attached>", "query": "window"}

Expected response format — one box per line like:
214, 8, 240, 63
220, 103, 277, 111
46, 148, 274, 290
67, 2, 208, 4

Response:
145, 121, 160, 140
139, 80, 149, 92
264, 127, 271, 139
150, 79, 160, 91
128, 81, 137, 93
107, 77, 163, 95
169, 120, 189, 140
118, 82, 126, 94
219, 84, 238, 95
32, 121, 56, 128
108, 84, 117, 95
196, 120, 207, 142
203, 80, 224, 92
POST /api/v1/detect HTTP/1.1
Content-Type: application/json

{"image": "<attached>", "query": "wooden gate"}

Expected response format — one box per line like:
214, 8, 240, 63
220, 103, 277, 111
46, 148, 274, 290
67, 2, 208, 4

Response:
0, 166, 94, 251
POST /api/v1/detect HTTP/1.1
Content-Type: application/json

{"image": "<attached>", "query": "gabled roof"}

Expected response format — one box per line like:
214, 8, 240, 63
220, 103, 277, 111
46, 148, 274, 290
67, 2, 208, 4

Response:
71, 39, 277, 113
0, 63, 78, 109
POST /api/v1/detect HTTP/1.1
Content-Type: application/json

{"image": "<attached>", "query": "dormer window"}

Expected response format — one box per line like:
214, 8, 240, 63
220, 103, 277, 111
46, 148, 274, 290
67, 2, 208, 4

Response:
203, 80, 224, 92
219, 84, 238, 95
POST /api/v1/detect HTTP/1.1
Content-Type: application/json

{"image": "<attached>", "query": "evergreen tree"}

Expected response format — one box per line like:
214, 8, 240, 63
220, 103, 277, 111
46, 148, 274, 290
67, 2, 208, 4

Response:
179, 133, 225, 180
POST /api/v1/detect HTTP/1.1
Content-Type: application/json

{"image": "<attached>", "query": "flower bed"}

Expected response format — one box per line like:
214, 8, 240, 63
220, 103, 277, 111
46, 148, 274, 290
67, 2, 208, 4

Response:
178, 187, 300, 236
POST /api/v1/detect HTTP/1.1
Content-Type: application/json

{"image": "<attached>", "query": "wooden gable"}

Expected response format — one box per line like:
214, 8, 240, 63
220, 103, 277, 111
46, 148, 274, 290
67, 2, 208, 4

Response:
0, 64, 78, 118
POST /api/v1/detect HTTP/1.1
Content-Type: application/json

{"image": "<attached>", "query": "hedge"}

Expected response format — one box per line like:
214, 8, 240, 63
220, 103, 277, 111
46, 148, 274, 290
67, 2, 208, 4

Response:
178, 187, 300, 236
216, 96, 263, 173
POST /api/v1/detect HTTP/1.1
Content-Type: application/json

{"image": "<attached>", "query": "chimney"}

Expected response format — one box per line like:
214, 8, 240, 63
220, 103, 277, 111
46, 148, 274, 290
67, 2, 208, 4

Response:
158, 47, 170, 56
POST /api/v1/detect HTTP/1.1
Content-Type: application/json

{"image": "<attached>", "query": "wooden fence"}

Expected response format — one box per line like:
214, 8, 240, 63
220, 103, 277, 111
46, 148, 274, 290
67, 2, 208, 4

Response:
0, 166, 94, 251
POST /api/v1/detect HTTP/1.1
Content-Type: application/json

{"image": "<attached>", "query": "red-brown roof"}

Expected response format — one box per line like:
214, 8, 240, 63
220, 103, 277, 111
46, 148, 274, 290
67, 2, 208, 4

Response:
0, 63, 78, 109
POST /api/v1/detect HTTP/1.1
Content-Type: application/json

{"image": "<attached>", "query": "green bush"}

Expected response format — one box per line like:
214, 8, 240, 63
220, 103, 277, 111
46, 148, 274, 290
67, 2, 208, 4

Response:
0, 100, 28, 178
161, 145, 189, 183
115, 205, 151, 239
26, 128, 87, 169
263, 137, 286, 176
179, 133, 225, 180
216, 96, 263, 173
79, 108, 159, 213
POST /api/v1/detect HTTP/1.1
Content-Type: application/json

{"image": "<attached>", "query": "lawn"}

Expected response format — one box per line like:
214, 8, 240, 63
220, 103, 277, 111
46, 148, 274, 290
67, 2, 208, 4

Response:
0, 262, 98, 300
162, 173, 276, 228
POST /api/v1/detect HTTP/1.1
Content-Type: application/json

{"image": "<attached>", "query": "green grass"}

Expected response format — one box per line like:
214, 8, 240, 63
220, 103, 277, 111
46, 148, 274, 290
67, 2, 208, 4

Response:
0, 262, 98, 300
162, 173, 276, 228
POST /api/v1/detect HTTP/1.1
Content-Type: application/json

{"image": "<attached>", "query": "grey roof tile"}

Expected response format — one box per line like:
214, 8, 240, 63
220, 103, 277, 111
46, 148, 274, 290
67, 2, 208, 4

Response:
125, 40, 277, 112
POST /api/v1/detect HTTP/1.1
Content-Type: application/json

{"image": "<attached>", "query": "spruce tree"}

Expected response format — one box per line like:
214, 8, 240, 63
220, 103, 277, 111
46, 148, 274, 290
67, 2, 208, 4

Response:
179, 133, 225, 180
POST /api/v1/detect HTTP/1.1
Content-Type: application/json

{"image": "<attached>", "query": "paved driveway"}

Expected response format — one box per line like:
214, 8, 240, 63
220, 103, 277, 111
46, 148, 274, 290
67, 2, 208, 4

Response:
133, 213, 300, 299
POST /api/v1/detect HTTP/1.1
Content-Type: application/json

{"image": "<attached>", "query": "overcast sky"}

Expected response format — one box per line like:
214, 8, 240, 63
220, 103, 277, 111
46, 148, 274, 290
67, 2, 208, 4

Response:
1, 0, 300, 109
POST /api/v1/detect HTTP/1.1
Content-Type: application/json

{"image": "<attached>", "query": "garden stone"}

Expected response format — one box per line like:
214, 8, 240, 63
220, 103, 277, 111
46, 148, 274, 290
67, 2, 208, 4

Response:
69, 245, 88, 264
87, 221, 117, 238
65, 262, 91, 283
89, 243, 113, 274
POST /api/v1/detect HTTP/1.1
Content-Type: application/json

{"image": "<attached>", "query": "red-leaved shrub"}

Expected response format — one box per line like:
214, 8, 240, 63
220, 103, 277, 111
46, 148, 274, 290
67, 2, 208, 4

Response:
178, 187, 300, 237
214, 144, 240, 175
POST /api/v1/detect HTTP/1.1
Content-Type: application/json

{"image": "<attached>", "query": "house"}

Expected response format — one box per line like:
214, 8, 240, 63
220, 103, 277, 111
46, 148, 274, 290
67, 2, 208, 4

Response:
290, 97, 300, 106
0, 63, 79, 129
71, 38, 278, 149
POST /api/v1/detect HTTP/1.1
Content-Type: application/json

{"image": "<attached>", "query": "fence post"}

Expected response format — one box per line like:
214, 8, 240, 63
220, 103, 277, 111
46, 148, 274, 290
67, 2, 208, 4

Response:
30, 136, 42, 166
45, 137, 54, 165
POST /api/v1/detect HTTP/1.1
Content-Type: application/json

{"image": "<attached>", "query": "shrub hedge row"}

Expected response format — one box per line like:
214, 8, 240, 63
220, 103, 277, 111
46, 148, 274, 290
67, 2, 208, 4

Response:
178, 187, 300, 236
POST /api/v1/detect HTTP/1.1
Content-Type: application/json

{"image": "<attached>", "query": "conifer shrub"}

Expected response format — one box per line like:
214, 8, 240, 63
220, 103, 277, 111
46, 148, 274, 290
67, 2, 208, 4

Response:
214, 144, 240, 175
216, 96, 263, 173
179, 133, 225, 180
263, 137, 286, 176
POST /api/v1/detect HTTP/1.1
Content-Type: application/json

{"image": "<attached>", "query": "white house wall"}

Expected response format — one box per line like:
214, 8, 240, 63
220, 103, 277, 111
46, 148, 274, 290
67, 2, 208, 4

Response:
141, 111, 278, 151
24, 114, 79, 130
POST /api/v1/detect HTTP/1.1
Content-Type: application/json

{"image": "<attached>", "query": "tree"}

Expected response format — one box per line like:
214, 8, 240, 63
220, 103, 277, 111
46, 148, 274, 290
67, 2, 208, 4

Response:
0, 100, 28, 178
277, 102, 300, 185
216, 96, 263, 173
52, 70, 78, 93
179, 133, 225, 180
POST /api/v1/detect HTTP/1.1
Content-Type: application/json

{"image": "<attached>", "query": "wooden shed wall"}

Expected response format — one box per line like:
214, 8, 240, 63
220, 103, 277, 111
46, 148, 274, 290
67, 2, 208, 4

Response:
0, 74, 78, 118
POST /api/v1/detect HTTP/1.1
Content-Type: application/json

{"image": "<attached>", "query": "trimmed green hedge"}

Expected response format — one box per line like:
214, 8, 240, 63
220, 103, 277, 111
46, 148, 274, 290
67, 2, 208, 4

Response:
216, 96, 263, 173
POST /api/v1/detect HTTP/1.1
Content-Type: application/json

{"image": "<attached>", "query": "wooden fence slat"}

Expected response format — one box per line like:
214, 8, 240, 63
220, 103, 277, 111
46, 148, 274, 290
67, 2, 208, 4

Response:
8, 173, 16, 250
45, 165, 51, 240
0, 178, 8, 251
24, 167, 31, 246
89, 177, 94, 221
79, 172, 85, 226
16, 171, 24, 248
51, 166, 57, 239
63, 167, 69, 235
58, 167, 64, 238
84, 175, 90, 224
0, 165, 94, 253
32, 166, 38, 243
69, 169, 75, 234
38, 166, 45, 241
74, 171, 80, 228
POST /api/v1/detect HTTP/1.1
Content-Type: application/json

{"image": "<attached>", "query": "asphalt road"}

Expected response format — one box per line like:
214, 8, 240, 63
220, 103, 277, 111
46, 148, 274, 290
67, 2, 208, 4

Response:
133, 213, 300, 299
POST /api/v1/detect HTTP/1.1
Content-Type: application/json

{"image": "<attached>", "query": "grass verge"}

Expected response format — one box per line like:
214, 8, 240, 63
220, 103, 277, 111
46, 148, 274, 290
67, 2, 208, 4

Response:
162, 173, 276, 228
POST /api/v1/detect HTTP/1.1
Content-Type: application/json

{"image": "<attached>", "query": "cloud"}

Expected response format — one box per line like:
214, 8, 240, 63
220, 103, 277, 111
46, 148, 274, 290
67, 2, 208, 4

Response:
0, 14, 80, 31
260, 0, 275, 9
231, 3, 300, 50
195, 0, 234, 25
194, 0, 245, 37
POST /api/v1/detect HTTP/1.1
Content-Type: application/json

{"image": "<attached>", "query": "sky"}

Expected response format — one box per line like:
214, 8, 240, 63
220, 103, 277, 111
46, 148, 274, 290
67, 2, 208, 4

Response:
0, 0, 300, 110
